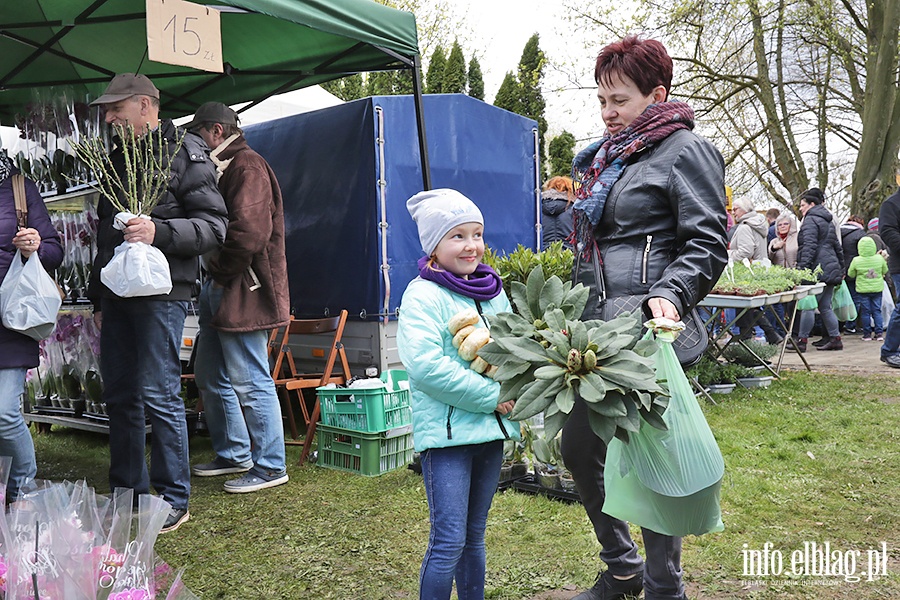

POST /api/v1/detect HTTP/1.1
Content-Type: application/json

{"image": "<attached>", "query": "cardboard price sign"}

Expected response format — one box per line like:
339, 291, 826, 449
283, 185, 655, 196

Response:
146, 0, 223, 73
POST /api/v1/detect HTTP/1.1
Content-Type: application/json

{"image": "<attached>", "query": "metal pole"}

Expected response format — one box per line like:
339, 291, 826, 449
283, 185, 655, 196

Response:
410, 54, 432, 191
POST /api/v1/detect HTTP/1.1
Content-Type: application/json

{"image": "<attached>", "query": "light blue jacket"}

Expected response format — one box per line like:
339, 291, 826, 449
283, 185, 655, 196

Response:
397, 277, 521, 451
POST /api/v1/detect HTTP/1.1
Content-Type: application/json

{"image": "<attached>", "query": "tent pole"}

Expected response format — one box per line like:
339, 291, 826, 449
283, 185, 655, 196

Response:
410, 55, 432, 191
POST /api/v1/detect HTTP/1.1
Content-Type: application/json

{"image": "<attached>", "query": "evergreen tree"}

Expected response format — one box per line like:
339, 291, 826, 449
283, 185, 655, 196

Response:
467, 56, 484, 100
442, 41, 467, 94
425, 46, 446, 93
493, 71, 521, 114
366, 71, 396, 96
395, 68, 414, 95
320, 73, 365, 101
517, 34, 547, 178
341, 73, 364, 100
548, 131, 576, 177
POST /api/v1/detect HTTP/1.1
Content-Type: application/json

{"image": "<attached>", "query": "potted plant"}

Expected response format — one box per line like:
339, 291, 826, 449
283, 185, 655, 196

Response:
687, 356, 751, 394
532, 435, 563, 490
736, 372, 775, 389
722, 338, 778, 371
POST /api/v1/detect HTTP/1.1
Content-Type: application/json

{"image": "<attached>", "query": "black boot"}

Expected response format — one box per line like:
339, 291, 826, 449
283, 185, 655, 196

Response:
572, 570, 644, 600
817, 336, 843, 351
812, 335, 832, 347
796, 338, 808, 353
759, 316, 784, 345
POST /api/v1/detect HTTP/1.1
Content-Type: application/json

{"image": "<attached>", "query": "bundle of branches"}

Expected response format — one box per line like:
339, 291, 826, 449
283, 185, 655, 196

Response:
71, 123, 183, 217
478, 266, 669, 444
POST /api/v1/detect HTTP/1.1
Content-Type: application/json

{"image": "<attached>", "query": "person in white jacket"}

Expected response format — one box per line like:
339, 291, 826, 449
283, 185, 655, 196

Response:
728, 196, 768, 263
729, 196, 784, 343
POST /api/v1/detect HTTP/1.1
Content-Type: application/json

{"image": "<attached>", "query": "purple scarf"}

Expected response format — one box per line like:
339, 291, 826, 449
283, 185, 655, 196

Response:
417, 256, 504, 301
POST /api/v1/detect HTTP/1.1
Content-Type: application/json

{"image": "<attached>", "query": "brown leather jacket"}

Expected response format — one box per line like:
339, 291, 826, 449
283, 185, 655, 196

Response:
206, 135, 290, 332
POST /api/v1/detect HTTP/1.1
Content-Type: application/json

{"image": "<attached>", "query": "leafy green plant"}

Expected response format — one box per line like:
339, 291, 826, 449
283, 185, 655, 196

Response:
478, 265, 668, 444
687, 356, 751, 386
482, 242, 574, 303
722, 339, 778, 366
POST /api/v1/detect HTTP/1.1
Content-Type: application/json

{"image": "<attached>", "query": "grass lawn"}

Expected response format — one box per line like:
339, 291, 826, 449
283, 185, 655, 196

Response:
30, 371, 900, 599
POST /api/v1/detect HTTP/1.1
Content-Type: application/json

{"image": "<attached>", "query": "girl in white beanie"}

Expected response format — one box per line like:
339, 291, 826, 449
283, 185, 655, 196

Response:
397, 188, 521, 600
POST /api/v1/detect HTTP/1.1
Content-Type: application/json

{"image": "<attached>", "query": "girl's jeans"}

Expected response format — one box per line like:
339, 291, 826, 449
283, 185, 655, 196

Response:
419, 440, 503, 600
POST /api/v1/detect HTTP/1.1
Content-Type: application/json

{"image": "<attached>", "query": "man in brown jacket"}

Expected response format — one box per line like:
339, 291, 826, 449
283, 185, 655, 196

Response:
186, 102, 291, 493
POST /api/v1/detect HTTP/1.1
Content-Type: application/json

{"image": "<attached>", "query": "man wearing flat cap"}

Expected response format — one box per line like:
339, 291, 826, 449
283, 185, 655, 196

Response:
184, 102, 290, 493
87, 73, 228, 533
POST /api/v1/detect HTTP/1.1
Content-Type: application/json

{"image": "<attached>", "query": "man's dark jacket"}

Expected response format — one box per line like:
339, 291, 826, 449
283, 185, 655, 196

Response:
206, 135, 290, 332
879, 190, 900, 275
88, 120, 228, 305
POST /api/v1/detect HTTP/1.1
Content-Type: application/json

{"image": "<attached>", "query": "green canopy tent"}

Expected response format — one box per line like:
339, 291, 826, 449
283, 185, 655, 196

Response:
0, 0, 432, 187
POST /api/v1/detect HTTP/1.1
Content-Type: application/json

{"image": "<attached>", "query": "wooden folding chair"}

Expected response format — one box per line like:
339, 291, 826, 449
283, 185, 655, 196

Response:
270, 310, 352, 464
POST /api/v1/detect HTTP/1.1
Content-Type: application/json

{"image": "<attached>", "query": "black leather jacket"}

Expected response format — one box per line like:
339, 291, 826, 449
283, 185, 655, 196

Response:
575, 129, 728, 318
88, 119, 228, 305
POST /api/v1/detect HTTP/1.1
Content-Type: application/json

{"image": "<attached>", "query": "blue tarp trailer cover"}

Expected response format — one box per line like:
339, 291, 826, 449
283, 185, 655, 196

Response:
244, 93, 540, 320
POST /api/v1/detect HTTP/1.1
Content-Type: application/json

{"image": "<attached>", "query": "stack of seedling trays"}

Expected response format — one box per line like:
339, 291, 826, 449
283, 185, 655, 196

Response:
316, 370, 414, 476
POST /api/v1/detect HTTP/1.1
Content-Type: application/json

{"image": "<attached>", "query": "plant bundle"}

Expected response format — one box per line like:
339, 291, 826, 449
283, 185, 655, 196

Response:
711, 262, 820, 295
71, 123, 183, 217
477, 265, 668, 444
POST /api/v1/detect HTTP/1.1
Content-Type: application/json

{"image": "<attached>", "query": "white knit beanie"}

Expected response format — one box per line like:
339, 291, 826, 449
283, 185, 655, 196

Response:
406, 188, 484, 256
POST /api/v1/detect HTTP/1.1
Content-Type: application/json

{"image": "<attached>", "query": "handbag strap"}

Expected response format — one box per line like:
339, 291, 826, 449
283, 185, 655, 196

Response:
12, 174, 27, 229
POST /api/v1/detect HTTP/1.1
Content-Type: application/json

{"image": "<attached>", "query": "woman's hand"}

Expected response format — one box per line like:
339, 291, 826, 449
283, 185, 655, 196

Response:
12, 228, 41, 258
771, 239, 784, 250
496, 400, 516, 415
647, 297, 680, 321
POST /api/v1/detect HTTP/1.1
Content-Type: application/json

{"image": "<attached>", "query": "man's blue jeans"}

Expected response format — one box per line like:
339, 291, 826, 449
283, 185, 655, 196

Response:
101, 297, 190, 510
194, 281, 285, 474
881, 274, 900, 357
0, 367, 35, 501
419, 441, 503, 600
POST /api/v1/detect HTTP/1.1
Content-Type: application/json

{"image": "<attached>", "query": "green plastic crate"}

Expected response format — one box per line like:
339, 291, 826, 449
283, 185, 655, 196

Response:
316, 424, 414, 476
317, 371, 411, 433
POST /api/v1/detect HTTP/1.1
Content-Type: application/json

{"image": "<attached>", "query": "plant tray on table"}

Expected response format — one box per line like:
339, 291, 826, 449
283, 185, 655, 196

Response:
475, 266, 669, 445
711, 262, 819, 296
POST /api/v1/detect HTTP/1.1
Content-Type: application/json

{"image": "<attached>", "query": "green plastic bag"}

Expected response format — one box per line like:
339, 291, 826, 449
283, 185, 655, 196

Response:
832, 280, 857, 321
603, 329, 725, 537
797, 293, 818, 311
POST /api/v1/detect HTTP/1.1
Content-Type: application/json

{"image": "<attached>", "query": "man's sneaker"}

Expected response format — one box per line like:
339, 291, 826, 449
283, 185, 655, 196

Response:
223, 469, 289, 494
861, 335, 873, 341
160, 508, 189, 533
192, 456, 252, 477
876, 335, 885, 341
572, 570, 643, 600
881, 354, 900, 368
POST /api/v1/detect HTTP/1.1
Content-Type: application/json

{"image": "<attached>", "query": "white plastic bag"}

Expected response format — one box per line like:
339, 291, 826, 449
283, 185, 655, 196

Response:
0, 249, 63, 340
100, 241, 173, 298
883, 285, 896, 325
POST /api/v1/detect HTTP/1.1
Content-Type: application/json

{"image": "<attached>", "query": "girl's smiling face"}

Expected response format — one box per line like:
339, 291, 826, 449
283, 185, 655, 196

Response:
432, 222, 484, 277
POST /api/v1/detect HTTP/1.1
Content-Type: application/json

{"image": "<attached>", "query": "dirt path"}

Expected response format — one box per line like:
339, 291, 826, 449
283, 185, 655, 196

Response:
776, 330, 895, 375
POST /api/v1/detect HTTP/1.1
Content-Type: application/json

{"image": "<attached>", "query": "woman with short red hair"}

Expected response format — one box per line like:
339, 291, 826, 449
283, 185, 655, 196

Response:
561, 36, 728, 600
